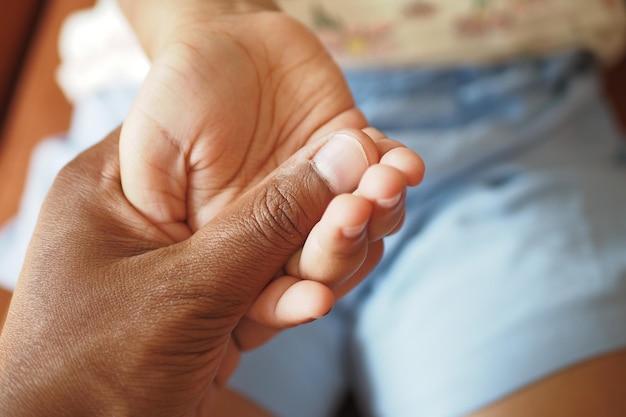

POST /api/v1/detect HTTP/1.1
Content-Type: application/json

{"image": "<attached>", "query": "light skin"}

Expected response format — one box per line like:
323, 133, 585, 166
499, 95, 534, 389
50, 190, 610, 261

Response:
116, 0, 423, 388
1, 0, 625, 415
119, 0, 625, 414
117, 0, 373, 239
0, 126, 422, 416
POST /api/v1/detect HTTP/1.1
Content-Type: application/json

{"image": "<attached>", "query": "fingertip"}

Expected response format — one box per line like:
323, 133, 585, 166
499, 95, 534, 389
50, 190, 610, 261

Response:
380, 147, 425, 187
362, 127, 386, 140
288, 193, 372, 284
311, 129, 379, 193
326, 193, 374, 232
359, 127, 426, 187
275, 280, 335, 324
247, 277, 335, 328
342, 221, 368, 240
357, 164, 407, 202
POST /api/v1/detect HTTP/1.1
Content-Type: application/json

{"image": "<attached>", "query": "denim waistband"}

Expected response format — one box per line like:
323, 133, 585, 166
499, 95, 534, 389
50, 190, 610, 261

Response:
344, 51, 595, 130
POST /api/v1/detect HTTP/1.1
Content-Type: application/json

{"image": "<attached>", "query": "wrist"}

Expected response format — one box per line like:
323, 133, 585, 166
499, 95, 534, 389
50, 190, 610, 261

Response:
0, 327, 112, 417
117, 0, 280, 58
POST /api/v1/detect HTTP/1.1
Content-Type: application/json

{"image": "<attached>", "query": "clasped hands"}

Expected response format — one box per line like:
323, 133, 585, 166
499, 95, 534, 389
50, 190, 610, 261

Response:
0, 3, 424, 416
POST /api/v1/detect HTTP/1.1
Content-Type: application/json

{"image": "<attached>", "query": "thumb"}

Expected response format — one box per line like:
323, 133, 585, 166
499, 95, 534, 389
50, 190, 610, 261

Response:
181, 130, 377, 313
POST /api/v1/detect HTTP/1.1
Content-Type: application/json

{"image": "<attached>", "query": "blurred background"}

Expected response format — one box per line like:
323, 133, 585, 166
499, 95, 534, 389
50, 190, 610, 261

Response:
0, 0, 94, 228
1, 2, 625, 415
3, 0, 626, 231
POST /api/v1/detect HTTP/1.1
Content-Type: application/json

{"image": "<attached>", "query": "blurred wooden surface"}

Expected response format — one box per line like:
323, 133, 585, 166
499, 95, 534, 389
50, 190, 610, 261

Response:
603, 60, 626, 131
0, 0, 43, 126
0, 0, 94, 228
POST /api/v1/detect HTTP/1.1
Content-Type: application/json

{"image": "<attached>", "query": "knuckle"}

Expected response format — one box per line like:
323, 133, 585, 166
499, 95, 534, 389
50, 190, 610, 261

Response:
252, 174, 317, 248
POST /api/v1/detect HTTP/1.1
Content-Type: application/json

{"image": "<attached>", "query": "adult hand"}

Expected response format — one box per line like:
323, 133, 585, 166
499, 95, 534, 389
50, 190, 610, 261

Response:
118, 0, 369, 240
0, 126, 420, 416
116, 0, 425, 348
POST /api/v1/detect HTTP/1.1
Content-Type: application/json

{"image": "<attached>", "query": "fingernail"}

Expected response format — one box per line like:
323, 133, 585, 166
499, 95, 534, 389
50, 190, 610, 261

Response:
305, 306, 333, 323
342, 221, 368, 239
313, 133, 368, 193
378, 192, 403, 208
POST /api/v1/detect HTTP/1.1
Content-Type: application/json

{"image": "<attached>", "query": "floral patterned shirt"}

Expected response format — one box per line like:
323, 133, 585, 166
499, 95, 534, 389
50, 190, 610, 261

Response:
277, 0, 626, 68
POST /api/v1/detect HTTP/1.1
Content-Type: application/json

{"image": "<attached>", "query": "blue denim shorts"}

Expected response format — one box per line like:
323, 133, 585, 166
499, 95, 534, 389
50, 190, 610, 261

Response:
1, 52, 625, 417
230, 52, 626, 417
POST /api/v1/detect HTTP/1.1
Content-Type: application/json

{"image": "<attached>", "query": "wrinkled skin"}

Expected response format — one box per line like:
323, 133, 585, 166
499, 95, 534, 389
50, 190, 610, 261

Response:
120, 8, 368, 239
0, 128, 422, 416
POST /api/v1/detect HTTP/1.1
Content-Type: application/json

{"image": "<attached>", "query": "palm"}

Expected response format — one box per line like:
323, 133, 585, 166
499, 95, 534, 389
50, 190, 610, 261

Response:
119, 11, 376, 406
120, 11, 366, 237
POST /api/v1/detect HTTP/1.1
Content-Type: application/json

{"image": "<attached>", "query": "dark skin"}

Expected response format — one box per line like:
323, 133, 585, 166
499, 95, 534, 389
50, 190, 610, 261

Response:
0, 126, 625, 416
0, 126, 421, 416
1, 0, 625, 413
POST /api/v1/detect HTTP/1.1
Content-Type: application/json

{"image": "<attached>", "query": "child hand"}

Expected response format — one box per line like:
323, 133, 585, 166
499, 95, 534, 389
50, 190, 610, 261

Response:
119, 4, 368, 240
0, 126, 392, 415
117, 1, 426, 386
217, 129, 425, 384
